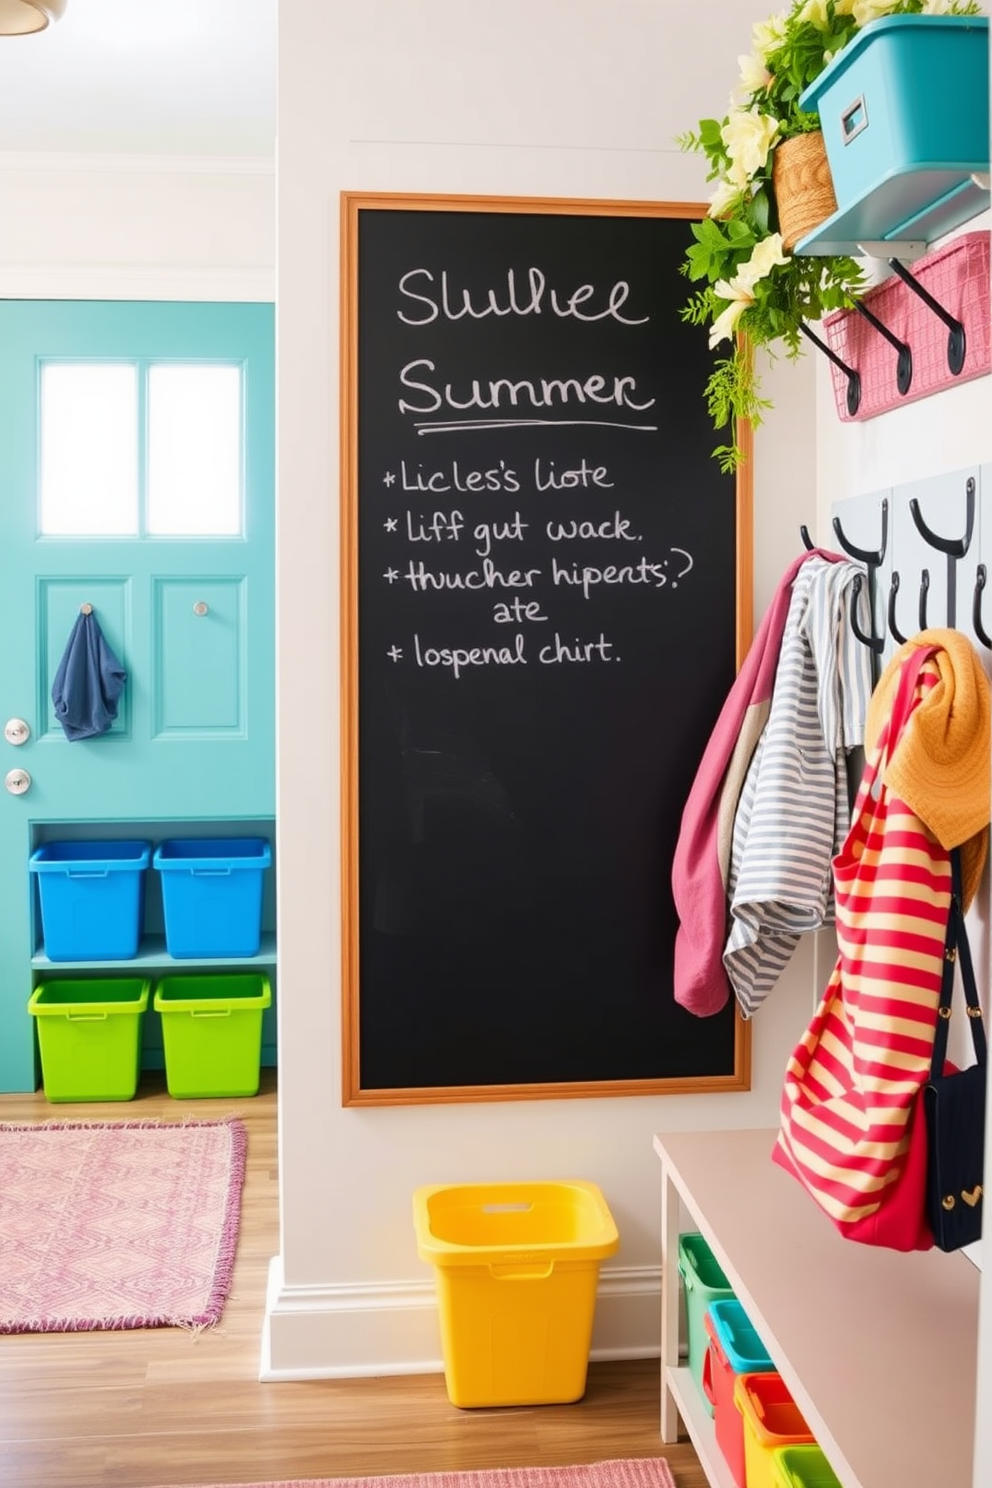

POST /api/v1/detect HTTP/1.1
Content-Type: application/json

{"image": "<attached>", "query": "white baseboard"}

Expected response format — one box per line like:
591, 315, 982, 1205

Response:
259, 1257, 661, 1382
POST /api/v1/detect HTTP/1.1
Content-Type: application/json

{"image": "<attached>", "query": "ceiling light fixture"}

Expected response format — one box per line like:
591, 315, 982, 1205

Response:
0, 0, 66, 35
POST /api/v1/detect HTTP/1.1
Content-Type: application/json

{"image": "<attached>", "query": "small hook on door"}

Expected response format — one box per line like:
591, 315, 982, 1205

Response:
193, 601, 209, 617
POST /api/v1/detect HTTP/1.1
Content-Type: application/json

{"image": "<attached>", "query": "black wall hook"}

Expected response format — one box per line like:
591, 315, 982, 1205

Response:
831, 497, 889, 568
800, 524, 815, 551
909, 476, 975, 628
888, 257, 967, 376
851, 572, 885, 654
888, 569, 930, 645
800, 321, 862, 416
855, 301, 913, 396
974, 564, 992, 650
833, 499, 888, 676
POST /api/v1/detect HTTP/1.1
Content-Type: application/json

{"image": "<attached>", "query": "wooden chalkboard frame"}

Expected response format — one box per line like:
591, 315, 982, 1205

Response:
340, 193, 753, 1107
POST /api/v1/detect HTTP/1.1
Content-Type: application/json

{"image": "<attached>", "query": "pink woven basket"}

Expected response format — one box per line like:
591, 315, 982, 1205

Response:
822, 231, 991, 423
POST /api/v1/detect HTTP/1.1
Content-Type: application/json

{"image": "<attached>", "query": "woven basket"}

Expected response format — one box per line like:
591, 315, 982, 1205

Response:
772, 131, 837, 252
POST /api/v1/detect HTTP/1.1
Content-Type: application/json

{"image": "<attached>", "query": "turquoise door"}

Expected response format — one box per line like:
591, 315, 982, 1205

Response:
0, 301, 275, 1092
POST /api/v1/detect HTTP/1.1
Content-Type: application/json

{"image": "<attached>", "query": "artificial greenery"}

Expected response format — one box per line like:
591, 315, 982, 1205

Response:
680, 0, 983, 471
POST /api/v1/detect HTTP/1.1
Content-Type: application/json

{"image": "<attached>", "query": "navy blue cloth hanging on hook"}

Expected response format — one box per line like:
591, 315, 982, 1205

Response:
51, 609, 127, 741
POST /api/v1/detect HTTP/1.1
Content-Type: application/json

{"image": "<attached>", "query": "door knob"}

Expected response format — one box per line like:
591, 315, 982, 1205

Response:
4, 768, 31, 795
4, 718, 30, 746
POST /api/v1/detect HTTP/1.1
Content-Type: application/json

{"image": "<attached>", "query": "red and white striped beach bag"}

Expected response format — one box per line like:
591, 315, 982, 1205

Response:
774, 645, 948, 1250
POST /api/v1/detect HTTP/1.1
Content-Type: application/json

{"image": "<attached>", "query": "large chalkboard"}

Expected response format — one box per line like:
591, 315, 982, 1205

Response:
340, 194, 751, 1105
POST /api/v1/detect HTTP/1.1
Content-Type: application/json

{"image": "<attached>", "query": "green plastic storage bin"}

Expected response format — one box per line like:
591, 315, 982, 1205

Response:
678, 1231, 734, 1415
28, 977, 150, 1102
772, 1445, 842, 1488
154, 972, 271, 1098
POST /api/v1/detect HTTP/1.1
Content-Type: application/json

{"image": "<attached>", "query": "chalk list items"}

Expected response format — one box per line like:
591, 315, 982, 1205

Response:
379, 455, 693, 681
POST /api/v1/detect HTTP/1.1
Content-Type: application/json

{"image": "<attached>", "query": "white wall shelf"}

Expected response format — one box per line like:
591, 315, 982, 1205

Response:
655, 1126, 979, 1488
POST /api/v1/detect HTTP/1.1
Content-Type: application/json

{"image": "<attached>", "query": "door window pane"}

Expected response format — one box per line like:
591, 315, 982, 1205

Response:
147, 364, 243, 536
39, 363, 138, 536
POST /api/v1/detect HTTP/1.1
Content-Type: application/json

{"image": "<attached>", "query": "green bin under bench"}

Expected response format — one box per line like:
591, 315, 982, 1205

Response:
28, 977, 151, 1102
678, 1230, 734, 1413
153, 972, 272, 1098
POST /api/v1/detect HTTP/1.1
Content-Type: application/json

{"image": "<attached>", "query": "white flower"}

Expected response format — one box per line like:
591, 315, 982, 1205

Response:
707, 178, 743, 218
721, 109, 781, 185
709, 288, 752, 348
739, 232, 790, 289
852, 0, 902, 23
737, 51, 772, 94
798, 0, 830, 26
833, 0, 857, 13
708, 232, 790, 348
751, 12, 789, 62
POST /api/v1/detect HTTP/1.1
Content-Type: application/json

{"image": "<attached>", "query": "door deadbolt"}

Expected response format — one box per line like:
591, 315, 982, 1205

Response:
4, 768, 31, 795
4, 718, 30, 746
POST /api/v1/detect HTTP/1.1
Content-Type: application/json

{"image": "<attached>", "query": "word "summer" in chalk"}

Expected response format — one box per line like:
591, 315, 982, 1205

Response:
398, 358, 655, 416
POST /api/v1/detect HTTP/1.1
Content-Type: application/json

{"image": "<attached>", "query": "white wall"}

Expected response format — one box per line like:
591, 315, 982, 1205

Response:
268, 0, 824, 1380
0, 152, 274, 301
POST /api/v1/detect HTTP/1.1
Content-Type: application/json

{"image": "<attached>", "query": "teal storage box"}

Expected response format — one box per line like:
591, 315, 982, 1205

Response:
153, 838, 271, 958
29, 840, 151, 961
678, 1231, 734, 1415
798, 16, 989, 248
154, 972, 271, 1097
29, 977, 150, 1101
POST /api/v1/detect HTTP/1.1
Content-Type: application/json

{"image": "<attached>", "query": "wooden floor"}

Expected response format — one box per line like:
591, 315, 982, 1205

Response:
0, 1072, 705, 1488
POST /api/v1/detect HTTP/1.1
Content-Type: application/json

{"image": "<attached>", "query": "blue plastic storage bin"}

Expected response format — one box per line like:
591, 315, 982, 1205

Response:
29, 841, 151, 961
153, 837, 271, 958
798, 15, 989, 249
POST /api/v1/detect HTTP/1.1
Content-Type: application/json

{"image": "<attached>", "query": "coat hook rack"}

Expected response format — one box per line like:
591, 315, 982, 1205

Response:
974, 564, 992, 651
855, 301, 913, 396
887, 569, 929, 646
908, 476, 975, 628
888, 257, 966, 376
800, 322, 861, 416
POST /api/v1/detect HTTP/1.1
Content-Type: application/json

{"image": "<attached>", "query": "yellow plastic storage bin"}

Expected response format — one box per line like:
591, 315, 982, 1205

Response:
413, 1179, 619, 1408
735, 1372, 815, 1488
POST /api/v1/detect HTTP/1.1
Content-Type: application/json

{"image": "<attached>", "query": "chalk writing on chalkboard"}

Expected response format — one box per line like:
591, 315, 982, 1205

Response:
341, 194, 752, 1106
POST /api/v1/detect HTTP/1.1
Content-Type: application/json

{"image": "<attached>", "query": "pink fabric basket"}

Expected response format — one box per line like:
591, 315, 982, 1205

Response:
821, 231, 990, 422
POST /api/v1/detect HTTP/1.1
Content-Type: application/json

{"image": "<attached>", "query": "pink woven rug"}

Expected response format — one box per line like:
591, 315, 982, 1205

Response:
153, 1460, 678, 1488
0, 1117, 247, 1332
